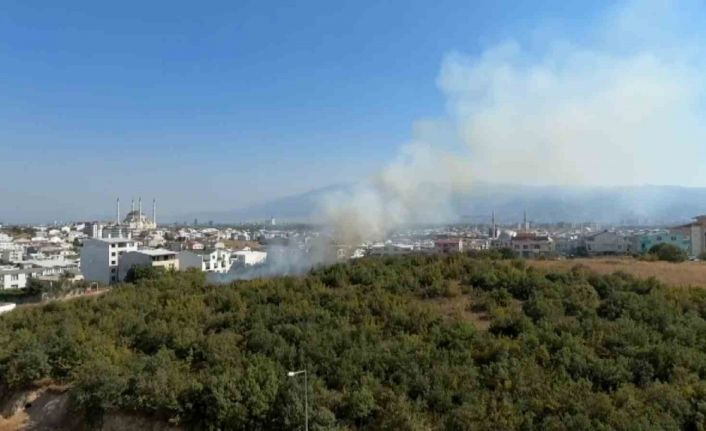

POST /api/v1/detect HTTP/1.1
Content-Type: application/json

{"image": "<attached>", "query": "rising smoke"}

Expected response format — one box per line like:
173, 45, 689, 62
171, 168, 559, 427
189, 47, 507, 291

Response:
225, 0, 706, 280
322, 0, 706, 243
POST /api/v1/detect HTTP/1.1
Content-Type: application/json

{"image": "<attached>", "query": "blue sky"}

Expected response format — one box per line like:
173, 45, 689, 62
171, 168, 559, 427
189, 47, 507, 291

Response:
0, 0, 662, 222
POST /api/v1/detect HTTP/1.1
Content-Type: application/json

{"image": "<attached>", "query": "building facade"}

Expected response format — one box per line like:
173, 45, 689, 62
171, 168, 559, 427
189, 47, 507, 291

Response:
582, 231, 631, 255
506, 233, 555, 258
80, 238, 138, 284
0, 268, 32, 289
178, 249, 232, 273
630, 231, 691, 255
118, 249, 178, 281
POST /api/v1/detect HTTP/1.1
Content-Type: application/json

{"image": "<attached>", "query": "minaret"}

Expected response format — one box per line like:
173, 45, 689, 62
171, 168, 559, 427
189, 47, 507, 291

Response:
139, 197, 143, 220
131, 198, 135, 213
491, 211, 497, 238
116, 198, 120, 224
152, 198, 157, 227
523, 210, 529, 232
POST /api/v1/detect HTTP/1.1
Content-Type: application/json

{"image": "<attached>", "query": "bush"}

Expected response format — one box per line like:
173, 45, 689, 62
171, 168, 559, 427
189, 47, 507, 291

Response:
647, 243, 688, 263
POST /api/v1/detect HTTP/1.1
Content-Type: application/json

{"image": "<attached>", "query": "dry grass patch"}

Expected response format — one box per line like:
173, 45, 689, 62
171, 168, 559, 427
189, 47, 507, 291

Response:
530, 257, 706, 288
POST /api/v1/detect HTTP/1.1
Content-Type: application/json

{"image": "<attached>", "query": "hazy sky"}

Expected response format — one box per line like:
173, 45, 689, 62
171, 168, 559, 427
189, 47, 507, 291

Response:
1, 0, 702, 222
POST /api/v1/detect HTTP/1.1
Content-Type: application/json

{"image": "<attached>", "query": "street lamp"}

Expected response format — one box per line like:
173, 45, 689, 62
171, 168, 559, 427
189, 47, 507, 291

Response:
287, 369, 308, 431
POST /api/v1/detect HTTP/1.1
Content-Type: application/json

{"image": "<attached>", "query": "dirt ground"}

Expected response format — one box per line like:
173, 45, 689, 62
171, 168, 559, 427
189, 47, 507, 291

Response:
529, 257, 706, 288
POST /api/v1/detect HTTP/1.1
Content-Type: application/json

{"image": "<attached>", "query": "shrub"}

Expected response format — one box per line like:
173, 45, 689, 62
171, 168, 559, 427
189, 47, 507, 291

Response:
647, 243, 687, 263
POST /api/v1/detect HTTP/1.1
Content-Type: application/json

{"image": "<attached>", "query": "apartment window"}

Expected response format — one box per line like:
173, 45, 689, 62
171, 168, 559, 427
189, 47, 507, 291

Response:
671, 236, 677, 241
111, 252, 116, 257
111, 244, 116, 248
111, 260, 116, 265
111, 268, 117, 273
10, 274, 18, 281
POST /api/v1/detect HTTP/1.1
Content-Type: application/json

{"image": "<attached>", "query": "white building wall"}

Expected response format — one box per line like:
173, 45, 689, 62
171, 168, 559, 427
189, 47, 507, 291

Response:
0, 272, 27, 289
232, 250, 267, 265
177, 251, 204, 271
80, 238, 137, 284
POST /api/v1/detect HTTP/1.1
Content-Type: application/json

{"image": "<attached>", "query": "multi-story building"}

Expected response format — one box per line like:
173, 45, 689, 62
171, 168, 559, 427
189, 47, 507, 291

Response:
629, 231, 691, 255
673, 215, 706, 257
0, 267, 34, 289
80, 237, 138, 284
581, 231, 631, 255
178, 249, 232, 273
434, 239, 464, 254
118, 249, 178, 281
231, 248, 268, 266
507, 233, 555, 258
83, 222, 103, 239
0, 247, 24, 263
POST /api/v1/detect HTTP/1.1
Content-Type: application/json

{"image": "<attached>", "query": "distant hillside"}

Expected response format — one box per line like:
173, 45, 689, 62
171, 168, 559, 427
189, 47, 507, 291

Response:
179, 183, 706, 225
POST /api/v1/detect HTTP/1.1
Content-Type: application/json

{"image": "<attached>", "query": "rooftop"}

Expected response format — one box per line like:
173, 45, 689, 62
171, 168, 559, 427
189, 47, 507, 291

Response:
135, 248, 176, 257
86, 237, 135, 244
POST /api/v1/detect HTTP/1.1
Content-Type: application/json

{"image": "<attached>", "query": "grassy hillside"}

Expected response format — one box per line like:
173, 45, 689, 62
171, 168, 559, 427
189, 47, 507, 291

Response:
2, 254, 706, 430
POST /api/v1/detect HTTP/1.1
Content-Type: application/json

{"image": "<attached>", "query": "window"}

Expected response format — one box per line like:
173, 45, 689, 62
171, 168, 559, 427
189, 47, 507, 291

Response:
111, 252, 116, 257
111, 268, 117, 273
111, 260, 116, 265
10, 274, 18, 281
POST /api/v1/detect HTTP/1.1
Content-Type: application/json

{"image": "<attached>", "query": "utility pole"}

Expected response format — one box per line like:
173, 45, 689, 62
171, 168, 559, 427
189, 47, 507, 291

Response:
287, 369, 308, 431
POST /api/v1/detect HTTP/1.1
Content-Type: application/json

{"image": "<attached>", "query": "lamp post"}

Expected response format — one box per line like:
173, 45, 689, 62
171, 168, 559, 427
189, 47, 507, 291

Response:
287, 369, 308, 431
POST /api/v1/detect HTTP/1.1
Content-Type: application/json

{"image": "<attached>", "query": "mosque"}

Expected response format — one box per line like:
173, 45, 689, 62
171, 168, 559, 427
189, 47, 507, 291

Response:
115, 197, 157, 231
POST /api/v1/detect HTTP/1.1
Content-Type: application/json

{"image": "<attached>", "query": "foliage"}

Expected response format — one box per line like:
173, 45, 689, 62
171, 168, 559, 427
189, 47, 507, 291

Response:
648, 243, 688, 263
1, 255, 706, 429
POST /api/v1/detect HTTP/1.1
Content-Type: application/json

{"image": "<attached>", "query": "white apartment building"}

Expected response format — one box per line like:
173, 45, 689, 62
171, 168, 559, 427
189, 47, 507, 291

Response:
0, 267, 33, 289
80, 237, 138, 284
118, 249, 178, 281
0, 247, 24, 263
231, 248, 267, 266
178, 249, 232, 273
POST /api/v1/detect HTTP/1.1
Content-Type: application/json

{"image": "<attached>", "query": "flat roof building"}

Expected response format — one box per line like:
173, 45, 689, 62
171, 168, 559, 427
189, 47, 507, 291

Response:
118, 249, 178, 281
80, 237, 138, 284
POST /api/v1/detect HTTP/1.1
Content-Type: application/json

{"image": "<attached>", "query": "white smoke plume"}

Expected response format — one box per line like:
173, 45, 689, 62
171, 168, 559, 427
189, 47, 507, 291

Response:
440, 0, 706, 187
224, 0, 706, 279
321, 0, 706, 244
320, 137, 473, 244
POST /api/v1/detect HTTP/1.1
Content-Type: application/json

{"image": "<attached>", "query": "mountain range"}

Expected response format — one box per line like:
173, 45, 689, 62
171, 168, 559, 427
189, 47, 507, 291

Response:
177, 183, 706, 226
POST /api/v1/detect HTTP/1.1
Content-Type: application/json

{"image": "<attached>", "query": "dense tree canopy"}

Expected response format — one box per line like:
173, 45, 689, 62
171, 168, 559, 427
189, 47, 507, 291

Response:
2, 255, 706, 430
